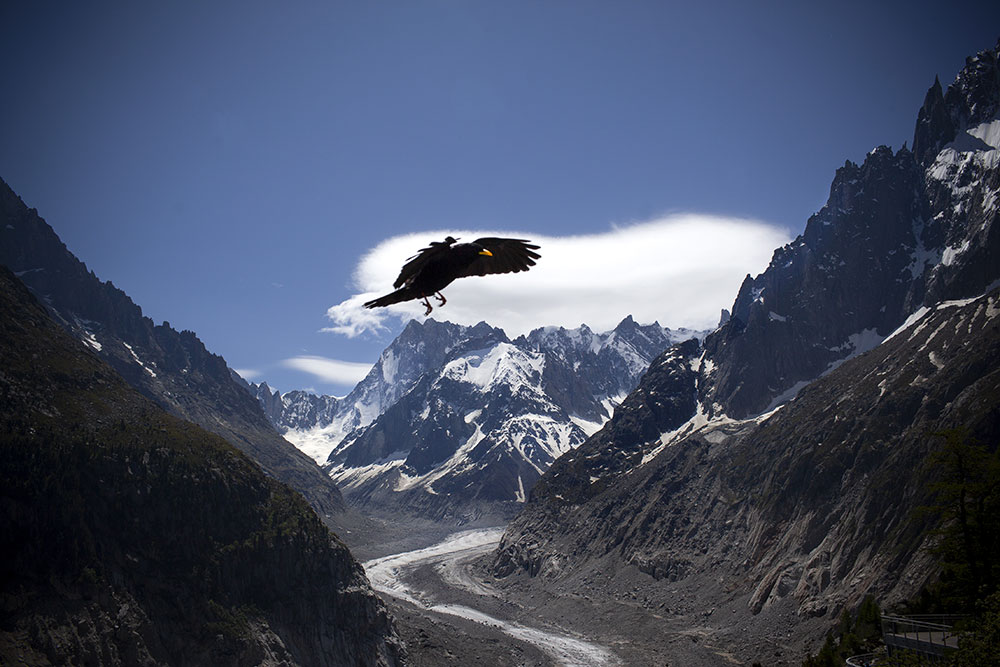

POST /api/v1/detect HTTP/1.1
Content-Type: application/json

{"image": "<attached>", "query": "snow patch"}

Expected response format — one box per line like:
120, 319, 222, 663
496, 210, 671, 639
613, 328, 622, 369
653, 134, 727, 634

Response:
569, 414, 606, 437
122, 342, 156, 377
886, 294, 990, 345
283, 426, 345, 464
884, 307, 931, 342
763, 328, 884, 413
641, 402, 736, 465
601, 393, 626, 417
442, 343, 544, 393
82, 332, 102, 352
395, 423, 488, 493
928, 351, 945, 371
825, 329, 884, 373
763, 379, 814, 413
941, 240, 970, 267
965, 118, 1000, 151
380, 349, 398, 384
328, 454, 407, 491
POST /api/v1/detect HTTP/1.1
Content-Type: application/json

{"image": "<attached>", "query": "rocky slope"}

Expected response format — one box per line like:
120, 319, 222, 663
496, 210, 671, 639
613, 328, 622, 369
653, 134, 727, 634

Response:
0, 266, 404, 666
492, 39, 1000, 662
497, 290, 1000, 587
0, 180, 347, 528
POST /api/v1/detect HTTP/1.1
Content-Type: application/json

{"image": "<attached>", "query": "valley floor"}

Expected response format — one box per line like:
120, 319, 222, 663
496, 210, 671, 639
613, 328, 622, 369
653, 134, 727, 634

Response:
359, 525, 806, 666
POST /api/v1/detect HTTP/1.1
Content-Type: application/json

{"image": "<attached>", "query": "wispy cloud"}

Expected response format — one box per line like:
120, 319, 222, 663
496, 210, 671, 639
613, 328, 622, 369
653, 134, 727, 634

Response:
280, 356, 374, 385
325, 214, 791, 338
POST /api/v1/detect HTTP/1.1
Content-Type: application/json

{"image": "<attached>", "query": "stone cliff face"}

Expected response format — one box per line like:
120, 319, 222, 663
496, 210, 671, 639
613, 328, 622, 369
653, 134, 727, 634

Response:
0, 181, 347, 528
699, 40, 1000, 421
493, 40, 1000, 660
914, 43, 1000, 166
703, 146, 928, 419
0, 267, 404, 666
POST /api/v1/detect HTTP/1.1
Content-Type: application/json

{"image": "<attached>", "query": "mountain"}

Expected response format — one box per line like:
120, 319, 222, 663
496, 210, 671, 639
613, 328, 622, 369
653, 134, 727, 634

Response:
0, 181, 348, 528
254, 381, 342, 432
492, 39, 1000, 662
0, 265, 404, 666
695, 41, 999, 421
252, 318, 509, 464
255, 317, 699, 519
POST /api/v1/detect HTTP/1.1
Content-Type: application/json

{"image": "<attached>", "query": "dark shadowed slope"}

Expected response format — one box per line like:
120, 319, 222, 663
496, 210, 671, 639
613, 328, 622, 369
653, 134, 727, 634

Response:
0, 178, 350, 531
0, 266, 404, 666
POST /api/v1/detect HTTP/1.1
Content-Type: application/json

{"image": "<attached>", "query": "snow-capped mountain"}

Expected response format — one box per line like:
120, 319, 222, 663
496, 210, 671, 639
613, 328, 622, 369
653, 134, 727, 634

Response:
253, 318, 517, 462
493, 40, 1000, 661
254, 316, 700, 515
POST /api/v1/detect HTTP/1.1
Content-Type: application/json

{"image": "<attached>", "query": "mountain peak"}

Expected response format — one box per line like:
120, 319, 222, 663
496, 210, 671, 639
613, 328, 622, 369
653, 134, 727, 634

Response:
914, 39, 1000, 165
613, 314, 638, 331
914, 73, 954, 165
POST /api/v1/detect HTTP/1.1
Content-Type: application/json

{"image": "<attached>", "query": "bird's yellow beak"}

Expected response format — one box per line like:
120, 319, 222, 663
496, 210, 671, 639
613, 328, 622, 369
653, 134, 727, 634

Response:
479, 249, 493, 257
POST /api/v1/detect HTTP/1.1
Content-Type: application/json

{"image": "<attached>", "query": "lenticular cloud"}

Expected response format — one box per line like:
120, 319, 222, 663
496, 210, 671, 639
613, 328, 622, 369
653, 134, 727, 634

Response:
324, 214, 791, 338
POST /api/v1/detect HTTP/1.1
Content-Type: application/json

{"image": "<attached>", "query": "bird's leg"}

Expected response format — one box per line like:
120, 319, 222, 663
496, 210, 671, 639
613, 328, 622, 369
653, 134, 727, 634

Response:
421, 296, 433, 315
435, 292, 447, 306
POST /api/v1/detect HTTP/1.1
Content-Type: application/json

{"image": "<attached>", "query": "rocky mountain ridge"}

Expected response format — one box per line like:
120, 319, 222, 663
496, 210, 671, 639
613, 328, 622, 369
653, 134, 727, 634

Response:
0, 265, 404, 666
697, 40, 999, 421
492, 39, 1000, 663
0, 181, 348, 529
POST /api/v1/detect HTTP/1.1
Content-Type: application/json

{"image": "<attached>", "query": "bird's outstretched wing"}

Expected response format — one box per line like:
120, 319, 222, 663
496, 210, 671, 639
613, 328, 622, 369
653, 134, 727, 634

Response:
457, 238, 541, 278
392, 236, 458, 289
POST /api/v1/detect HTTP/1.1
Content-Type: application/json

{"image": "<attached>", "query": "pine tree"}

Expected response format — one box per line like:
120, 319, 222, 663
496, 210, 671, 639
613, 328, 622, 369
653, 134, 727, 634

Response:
925, 430, 1000, 609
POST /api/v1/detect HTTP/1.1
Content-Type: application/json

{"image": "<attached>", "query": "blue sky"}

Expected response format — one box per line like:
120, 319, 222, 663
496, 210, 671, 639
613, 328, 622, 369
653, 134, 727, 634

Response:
1, 1, 997, 395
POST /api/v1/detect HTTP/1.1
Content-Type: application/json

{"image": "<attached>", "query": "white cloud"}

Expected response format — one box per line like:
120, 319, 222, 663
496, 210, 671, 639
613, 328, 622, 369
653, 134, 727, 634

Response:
325, 214, 791, 338
233, 368, 261, 382
281, 355, 374, 385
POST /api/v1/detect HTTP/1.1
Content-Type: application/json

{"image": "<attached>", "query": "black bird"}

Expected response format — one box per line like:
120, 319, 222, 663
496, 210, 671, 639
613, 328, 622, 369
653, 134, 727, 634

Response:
364, 236, 541, 315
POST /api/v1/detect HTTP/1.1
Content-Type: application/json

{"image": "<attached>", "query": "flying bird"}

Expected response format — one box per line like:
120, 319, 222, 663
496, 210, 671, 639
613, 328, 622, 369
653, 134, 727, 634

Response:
364, 236, 541, 315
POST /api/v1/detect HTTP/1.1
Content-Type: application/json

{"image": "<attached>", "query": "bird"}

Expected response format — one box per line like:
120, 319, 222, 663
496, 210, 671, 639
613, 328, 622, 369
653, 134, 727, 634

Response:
364, 236, 541, 315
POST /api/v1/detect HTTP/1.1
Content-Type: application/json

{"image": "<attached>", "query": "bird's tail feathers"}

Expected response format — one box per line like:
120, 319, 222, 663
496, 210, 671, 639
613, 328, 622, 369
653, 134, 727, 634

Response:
364, 287, 418, 309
